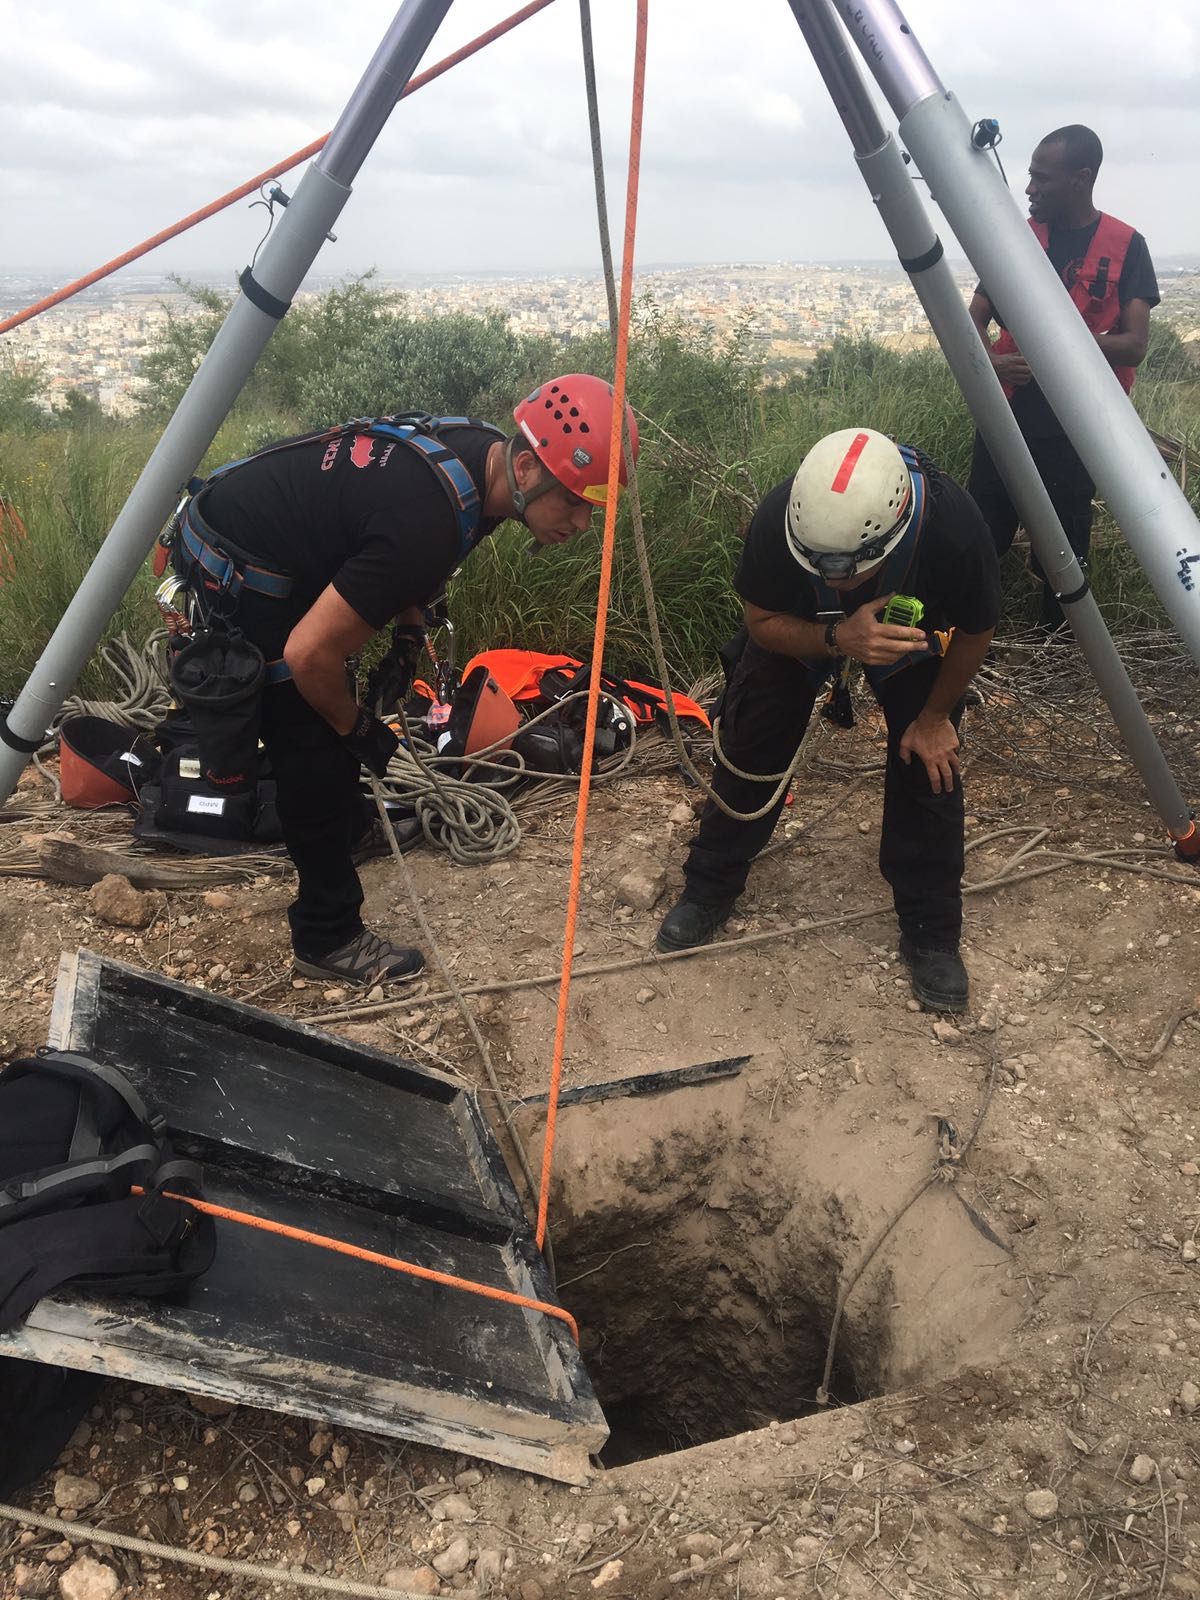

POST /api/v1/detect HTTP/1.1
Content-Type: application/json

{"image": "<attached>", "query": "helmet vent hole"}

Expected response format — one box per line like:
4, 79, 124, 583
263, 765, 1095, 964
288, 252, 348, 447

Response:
553, 409, 563, 420
569, 407, 580, 417
579, 422, 590, 433
563, 424, 573, 434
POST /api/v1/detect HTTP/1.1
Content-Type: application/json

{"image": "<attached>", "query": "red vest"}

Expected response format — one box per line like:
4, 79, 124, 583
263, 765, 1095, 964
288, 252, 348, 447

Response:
993, 212, 1137, 398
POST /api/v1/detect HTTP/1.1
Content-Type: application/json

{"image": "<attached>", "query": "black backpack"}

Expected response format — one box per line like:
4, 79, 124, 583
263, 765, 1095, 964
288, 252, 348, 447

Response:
0, 1050, 216, 1494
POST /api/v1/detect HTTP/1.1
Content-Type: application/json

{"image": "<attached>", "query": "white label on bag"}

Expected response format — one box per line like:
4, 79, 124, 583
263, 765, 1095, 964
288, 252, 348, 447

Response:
179, 758, 202, 780
187, 795, 226, 816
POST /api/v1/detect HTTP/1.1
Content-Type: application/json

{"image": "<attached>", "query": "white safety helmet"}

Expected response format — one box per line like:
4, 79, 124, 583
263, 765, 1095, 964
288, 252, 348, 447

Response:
785, 428, 915, 580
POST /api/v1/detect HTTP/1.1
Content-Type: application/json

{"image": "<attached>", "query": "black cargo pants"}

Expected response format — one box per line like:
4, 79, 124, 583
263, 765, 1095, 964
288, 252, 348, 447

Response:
684, 634, 966, 951
231, 591, 373, 961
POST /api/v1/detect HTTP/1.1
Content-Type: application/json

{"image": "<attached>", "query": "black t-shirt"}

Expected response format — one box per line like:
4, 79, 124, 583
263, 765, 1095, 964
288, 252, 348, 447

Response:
199, 423, 504, 629
978, 217, 1160, 439
735, 461, 1001, 637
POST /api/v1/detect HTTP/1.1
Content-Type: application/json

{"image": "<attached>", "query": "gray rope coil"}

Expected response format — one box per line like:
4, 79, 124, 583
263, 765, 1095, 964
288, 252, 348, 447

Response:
373, 689, 638, 866
55, 631, 172, 733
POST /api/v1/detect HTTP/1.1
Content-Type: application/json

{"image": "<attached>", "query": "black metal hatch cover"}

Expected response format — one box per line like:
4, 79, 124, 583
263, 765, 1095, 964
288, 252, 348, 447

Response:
0, 950, 605, 1483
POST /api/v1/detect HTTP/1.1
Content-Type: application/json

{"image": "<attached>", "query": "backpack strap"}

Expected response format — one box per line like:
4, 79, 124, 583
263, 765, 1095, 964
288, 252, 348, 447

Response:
0, 1052, 168, 1222
0, 1144, 162, 1216
13, 1051, 163, 1139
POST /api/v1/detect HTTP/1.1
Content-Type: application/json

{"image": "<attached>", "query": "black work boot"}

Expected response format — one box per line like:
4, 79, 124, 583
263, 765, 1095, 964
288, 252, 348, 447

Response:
656, 895, 735, 953
899, 935, 968, 1013
350, 811, 423, 864
294, 928, 425, 986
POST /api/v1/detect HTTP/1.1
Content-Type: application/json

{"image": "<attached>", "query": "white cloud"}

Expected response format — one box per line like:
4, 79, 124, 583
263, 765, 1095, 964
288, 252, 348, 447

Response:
0, 0, 1196, 276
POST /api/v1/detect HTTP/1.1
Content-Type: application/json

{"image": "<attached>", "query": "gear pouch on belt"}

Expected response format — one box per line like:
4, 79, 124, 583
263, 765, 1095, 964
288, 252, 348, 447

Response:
153, 744, 262, 841
169, 630, 264, 799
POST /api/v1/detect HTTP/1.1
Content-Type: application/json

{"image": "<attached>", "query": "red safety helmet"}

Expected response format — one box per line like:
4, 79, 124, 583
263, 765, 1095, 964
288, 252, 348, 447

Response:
512, 374, 639, 506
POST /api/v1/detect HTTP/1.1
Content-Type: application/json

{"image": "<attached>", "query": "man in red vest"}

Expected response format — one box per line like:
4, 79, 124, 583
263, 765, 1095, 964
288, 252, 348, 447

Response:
966, 124, 1159, 629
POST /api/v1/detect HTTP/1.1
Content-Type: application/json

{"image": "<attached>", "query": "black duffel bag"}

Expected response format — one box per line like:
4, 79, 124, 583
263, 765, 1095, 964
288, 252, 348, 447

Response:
0, 1050, 216, 1495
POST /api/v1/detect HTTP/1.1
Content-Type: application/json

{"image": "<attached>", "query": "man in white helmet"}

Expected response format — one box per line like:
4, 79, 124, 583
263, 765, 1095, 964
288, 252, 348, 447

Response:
657, 428, 1000, 1012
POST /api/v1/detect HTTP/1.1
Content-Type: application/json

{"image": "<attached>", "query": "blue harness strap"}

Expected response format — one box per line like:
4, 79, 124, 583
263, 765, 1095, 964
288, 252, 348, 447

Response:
362, 418, 496, 559
178, 511, 294, 601
193, 412, 504, 564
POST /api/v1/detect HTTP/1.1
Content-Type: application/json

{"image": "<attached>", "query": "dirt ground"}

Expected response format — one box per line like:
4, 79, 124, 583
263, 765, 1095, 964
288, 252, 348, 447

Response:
3, 684, 1200, 1600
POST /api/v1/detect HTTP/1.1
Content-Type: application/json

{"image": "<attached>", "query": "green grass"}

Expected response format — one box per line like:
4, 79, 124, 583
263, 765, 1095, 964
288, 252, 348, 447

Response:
0, 426, 162, 699
0, 320, 1196, 704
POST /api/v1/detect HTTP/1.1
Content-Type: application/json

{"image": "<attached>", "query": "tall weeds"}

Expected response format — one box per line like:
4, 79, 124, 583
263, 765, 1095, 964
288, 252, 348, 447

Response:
0, 314, 1195, 701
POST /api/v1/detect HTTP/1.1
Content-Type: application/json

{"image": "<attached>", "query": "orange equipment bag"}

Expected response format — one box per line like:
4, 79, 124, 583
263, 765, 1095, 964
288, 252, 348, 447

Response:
458, 649, 710, 730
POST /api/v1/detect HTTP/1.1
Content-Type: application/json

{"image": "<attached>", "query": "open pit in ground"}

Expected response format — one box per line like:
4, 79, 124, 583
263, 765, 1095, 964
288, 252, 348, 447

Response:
513, 1057, 1023, 1469
5, 731, 1200, 1597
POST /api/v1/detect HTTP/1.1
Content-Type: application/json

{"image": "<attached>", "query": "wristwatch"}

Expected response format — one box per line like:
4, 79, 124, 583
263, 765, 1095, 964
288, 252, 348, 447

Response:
825, 617, 842, 657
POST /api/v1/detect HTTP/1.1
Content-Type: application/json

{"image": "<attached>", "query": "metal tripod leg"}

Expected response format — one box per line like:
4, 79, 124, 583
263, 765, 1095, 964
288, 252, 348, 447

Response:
827, 0, 1200, 678
0, 0, 455, 805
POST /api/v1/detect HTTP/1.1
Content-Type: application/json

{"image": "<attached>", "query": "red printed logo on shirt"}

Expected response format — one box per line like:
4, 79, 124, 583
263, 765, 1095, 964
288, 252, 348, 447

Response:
349, 434, 377, 470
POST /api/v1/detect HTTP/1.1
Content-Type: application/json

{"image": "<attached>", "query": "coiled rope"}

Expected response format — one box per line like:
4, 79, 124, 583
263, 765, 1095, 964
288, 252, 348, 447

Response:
55, 631, 173, 733
373, 688, 638, 865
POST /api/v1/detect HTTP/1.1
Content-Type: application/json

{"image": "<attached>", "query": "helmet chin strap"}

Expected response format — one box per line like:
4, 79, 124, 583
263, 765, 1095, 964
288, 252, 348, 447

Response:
505, 438, 558, 526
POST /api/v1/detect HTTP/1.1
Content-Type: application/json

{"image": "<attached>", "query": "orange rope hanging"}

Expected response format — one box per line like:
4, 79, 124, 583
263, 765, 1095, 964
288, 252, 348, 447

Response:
0, 0, 557, 339
132, 1187, 578, 1343
534, 0, 649, 1253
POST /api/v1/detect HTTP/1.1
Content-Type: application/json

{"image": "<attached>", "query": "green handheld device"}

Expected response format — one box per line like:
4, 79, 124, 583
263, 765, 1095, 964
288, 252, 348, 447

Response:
882, 594, 925, 628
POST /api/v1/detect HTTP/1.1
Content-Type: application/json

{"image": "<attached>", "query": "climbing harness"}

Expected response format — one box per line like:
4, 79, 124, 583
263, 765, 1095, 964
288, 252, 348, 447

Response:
166, 412, 509, 631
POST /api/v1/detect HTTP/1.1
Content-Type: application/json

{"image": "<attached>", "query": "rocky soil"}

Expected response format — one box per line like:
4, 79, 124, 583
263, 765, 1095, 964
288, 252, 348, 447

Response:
3, 690, 1200, 1599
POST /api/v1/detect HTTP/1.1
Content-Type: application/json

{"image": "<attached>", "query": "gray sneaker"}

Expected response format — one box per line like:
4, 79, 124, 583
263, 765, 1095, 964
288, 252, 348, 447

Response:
294, 928, 425, 986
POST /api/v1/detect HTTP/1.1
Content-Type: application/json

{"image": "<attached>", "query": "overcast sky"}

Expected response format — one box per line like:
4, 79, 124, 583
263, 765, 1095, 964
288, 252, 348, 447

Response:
2, 0, 1198, 287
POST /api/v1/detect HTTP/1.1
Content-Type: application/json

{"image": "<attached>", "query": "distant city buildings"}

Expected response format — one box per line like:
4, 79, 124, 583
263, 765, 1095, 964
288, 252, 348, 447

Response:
1, 261, 1197, 416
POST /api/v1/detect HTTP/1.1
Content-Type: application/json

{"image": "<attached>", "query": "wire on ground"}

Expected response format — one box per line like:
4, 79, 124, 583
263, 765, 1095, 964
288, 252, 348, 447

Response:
0, 1501, 462, 1600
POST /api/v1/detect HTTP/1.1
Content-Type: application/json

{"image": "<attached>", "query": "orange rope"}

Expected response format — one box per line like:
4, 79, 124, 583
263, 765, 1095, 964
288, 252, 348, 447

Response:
131, 1186, 578, 1343
534, 0, 649, 1252
0, 0, 558, 338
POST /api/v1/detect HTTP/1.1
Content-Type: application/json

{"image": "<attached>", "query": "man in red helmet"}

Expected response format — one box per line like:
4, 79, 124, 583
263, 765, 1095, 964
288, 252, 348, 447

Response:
173, 375, 636, 986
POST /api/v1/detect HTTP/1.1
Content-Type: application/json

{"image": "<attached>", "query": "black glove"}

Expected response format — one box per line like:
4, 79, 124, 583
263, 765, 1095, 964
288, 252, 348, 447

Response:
343, 707, 399, 778
366, 623, 426, 713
